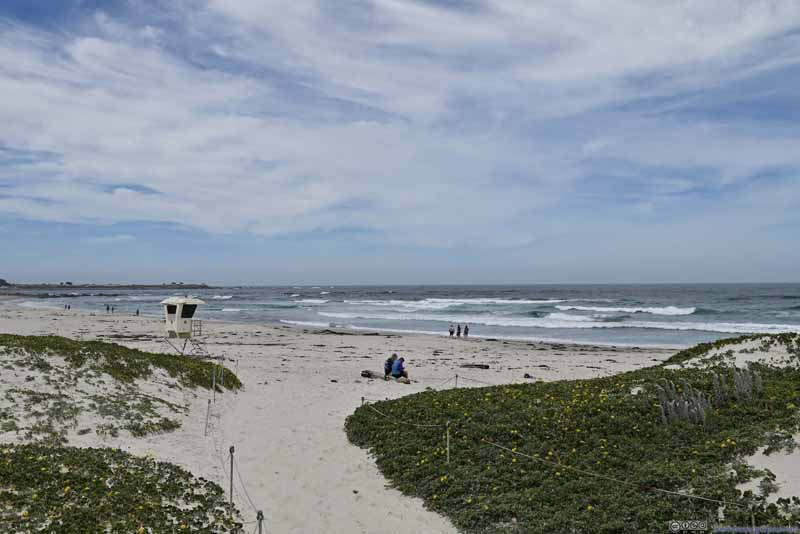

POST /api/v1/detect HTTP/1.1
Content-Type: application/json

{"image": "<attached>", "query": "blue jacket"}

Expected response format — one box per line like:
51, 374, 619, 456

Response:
391, 359, 405, 377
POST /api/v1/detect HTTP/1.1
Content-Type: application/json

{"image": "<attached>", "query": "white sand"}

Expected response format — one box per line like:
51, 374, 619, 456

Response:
664, 333, 800, 503
0, 304, 676, 532
670, 337, 800, 370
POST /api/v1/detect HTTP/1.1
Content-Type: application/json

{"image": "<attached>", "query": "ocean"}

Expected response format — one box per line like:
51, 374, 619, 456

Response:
9, 284, 800, 348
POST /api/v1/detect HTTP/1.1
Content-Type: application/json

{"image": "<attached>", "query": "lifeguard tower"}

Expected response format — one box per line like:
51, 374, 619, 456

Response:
161, 296, 208, 356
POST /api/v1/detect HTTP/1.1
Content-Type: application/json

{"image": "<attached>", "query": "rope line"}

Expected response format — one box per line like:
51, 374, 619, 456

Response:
434, 375, 455, 388
234, 455, 259, 513
456, 375, 494, 386
206, 392, 263, 523
469, 432, 744, 508
364, 402, 446, 429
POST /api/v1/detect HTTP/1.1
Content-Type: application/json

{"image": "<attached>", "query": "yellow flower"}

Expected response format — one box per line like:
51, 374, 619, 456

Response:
587, 505, 594, 511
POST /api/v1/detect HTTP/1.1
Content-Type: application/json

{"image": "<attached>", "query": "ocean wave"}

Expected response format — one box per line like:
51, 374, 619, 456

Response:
556, 305, 696, 316
212, 295, 233, 300
317, 311, 799, 334
280, 320, 333, 328
546, 312, 594, 322
275, 321, 691, 348
295, 299, 329, 304
289, 293, 300, 297
343, 297, 599, 310
320, 291, 330, 295
16, 300, 63, 310
221, 308, 243, 312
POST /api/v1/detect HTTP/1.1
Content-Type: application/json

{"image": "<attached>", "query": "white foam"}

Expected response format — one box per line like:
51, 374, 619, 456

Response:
295, 299, 329, 305
212, 295, 233, 300
546, 312, 594, 322
221, 308, 243, 312
320, 291, 330, 295
126, 295, 169, 302
280, 320, 332, 328
343, 297, 583, 310
317, 311, 799, 334
341, 325, 680, 348
290, 293, 300, 297
16, 300, 63, 310
556, 305, 696, 316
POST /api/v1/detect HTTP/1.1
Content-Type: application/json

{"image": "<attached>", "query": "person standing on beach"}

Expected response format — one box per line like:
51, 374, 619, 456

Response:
449, 324, 455, 337
464, 324, 469, 338
456, 324, 461, 338
105, 305, 109, 313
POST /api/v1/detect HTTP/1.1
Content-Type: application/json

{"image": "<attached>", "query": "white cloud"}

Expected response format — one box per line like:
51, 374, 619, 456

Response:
0, 1, 798, 252
82, 234, 136, 244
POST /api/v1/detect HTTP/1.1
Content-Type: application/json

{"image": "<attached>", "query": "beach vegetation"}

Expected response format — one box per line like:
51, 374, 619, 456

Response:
0, 443, 243, 532
346, 333, 800, 533
0, 334, 241, 444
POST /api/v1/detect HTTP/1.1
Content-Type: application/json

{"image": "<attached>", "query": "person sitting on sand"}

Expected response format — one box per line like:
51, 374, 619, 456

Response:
391, 357, 409, 380
384, 353, 398, 379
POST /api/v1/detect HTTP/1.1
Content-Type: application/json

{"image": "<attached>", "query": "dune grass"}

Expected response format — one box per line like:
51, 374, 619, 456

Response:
0, 335, 245, 531
0, 334, 241, 445
0, 334, 242, 390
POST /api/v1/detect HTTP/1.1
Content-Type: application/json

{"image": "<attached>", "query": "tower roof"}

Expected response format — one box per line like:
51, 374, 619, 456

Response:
160, 297, 206, 306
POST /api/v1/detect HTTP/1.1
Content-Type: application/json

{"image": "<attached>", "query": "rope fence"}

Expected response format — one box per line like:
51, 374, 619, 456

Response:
204, 359, 267, 533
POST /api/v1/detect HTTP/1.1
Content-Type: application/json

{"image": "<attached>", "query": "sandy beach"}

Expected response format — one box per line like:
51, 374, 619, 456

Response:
0, 303, 678, 532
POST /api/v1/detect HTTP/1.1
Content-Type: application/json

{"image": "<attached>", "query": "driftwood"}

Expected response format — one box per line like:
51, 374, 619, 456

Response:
460, 364, 490, 369
361, 370, 384, 379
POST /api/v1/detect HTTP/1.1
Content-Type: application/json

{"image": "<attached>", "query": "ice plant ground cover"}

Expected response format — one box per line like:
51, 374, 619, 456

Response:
346, 334, 800, 534
0, 444, 243, 532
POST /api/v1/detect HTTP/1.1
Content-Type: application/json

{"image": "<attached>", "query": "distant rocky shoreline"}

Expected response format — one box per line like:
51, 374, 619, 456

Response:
0, 282, 213, 297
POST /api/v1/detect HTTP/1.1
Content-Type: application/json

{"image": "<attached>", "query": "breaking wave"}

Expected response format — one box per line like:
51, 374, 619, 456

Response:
556, 305, 696, 316
317, 311, 798, 334
344, 297, 610, 310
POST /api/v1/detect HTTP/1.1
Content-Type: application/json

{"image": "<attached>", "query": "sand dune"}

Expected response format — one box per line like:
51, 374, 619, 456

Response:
0, 304, 675, 532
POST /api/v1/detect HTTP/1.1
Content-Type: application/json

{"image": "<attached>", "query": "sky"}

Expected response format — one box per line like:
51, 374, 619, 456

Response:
0, 0, 799, 285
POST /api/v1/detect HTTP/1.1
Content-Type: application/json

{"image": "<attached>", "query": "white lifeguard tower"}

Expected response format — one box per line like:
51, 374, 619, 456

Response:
161, 296, 207, 356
